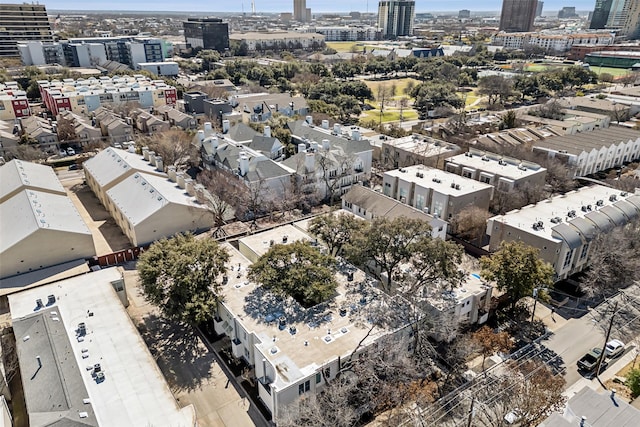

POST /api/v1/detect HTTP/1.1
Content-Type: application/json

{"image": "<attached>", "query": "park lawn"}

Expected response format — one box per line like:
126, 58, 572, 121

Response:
596, 66, 636, 77
362, 108, 419, 123
364, 77, 422, 99
325, 41, 362, 53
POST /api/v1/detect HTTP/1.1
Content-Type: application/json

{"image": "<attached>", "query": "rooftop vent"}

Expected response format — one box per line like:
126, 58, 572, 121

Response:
465, 152, 472, 157
550, 217, 562, 224
610, 195, 617, 202
596, 200, 604, 207
432, 178, 441, 183
532, 221, 544, 231
416, 172, 424, 178
567, 210, 577, 218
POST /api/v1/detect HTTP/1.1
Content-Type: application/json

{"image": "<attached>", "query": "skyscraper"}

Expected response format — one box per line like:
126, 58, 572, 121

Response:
499, 0, 539, 33
0, 3, 54, 57
590, 0, 613, 29
536, 1, 544, 17
294, 0, 308, 22
378, 1, 416, 39
183, 18, 230, 53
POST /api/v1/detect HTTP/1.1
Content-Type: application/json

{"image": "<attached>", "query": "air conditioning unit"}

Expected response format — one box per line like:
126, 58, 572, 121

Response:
609, 195, 617, 202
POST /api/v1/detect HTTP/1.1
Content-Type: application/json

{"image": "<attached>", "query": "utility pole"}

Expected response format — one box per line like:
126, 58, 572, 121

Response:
596, 301, 618, 385
466, 396, 475, 427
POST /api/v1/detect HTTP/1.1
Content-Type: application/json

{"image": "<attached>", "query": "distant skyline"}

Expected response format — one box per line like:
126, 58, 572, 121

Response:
44, 0, 598, 13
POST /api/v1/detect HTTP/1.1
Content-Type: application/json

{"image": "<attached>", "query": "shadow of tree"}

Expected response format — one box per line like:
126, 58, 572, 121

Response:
136, 313, 215, 393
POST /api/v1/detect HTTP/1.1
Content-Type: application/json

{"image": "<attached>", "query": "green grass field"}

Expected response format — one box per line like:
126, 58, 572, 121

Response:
524, 63, 633, 78
325, 41, 363, 53
364, 77, 422, 99
361, 109, 419, 123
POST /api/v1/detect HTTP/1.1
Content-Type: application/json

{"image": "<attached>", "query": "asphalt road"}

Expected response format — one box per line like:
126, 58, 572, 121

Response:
541, 313, 608, 386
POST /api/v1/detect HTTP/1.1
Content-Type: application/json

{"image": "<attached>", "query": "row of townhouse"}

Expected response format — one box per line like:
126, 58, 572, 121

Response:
0, 83, 30, 121
532, 126, 640, 177
38, 76, 177, 116
92, 107, 134, 144
487, 185, 640, 280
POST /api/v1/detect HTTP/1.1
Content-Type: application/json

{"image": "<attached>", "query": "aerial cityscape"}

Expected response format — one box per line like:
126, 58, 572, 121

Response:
0, 0, 640, 426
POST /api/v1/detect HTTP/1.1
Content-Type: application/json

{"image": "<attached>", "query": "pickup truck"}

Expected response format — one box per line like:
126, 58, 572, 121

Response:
577, 347, 608, 373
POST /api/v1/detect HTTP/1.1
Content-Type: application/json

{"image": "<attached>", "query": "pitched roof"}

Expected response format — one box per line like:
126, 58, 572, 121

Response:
105, 172, 208, 226
288, 120, 372, 155
0, 159, 65, 203
342, 185, 436, 221
247, 135, 282, 155
83, 147, 164, 189
533, 126, 640, 155
226, 122, 259, 143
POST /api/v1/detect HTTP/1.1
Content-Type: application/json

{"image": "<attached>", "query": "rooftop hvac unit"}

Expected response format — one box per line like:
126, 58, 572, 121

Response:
78, 322, 87, 336
596, 200, 604, 206
36, 299, 44, 309
610, 195, 617, 202
451, 182, 456, 188
455, 184, 461, 190
47, 295, 56, 305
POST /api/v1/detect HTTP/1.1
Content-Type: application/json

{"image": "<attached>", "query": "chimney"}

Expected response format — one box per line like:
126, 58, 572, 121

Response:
298, 143, 306, 153
176, 172, 185, 189
148, 151, 156, 166
310, 141, 319, 152
184, 178, 195, 196
127, 142, 135, 153
204, 121, 212, 133
305, 152, 315, 172
305, 115, 313, 125
208, 137, 218, 152
239, 152, 249, 176
155, 155, 163, 172
194, 183, 206, 203
263, 125, 271, 138
321, 119, 329, 129
352, 128, 361, 141
333, 123, 341, 134
142, 146, 150, 160
322, 139, 330, 151
222, 119, 230, 133
196, 129, 205, 143
168, 166, 177, 182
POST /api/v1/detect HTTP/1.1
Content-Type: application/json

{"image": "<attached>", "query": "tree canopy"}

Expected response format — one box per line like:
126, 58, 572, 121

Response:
137, 233, 230, 324
480, 241, 554, 310
308, 212, 367, 256
248, 241, 338, 307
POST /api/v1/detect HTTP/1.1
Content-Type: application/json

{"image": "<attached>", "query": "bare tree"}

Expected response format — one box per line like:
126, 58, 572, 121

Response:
451, 206, 491, 242
471, 326, 513, 374
56, 117, 77, 142
316, 150, 355, 206
140, 129, 194, 170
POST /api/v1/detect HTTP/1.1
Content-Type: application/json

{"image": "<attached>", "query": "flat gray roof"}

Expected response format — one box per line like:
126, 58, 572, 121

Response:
8, 268, 196, 427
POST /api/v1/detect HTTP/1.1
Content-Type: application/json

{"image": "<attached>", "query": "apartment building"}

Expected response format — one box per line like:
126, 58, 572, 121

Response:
284, 119, 373, 201
491, 31, 614, 52
445, 148, 547, 192
229, 31, 325, 52
0, 160, 95, 278
213, 225, 408, 422
380, 134, 462, 169
0, 82, 30, 120
383, 165, 493, 220
487, 185, 640, 280
0, 3, 53, 57
532, 126, 640, 177
378, 0, 416, 38
92, 107, 134, 144
183, 18, 229, 52
57, 110, 103, 146
84, 147, 213, 246
38, 76, 177, 116
307, 25, 381, 41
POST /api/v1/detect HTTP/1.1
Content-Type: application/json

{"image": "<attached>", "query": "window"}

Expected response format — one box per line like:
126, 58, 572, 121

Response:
563, 249, 574, 268
344, 201, 352, 209
315, 373, 321, 384
580, 243, 589, 260
298, 380, 310, 395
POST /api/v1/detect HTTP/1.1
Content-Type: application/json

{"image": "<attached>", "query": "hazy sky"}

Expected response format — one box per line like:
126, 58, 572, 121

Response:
45, 0, 597, 13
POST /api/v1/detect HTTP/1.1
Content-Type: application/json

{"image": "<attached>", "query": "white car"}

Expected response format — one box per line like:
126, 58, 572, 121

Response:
66, 147, 76, 156
605, 339, 625, 358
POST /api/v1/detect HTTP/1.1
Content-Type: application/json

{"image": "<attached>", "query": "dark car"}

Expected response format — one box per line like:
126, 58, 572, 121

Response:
68, 164, 79, 170
578, 347, 608, 372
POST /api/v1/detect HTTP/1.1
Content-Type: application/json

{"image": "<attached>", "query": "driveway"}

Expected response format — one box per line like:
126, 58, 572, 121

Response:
123, 269, 256, 427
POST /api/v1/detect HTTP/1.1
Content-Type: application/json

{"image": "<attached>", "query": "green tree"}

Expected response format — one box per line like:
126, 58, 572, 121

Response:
308, 212, 367, 256
248, 241, 338, 307
480, 241, 554, 310
627, 368, 640, 398
478, 75, 514, 106
346, 216, 462, 293
137, 233, 230, 324
411, 82, 463, 119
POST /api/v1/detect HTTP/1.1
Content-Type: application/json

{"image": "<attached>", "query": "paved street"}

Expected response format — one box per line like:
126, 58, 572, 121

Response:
123, 269, 258, 427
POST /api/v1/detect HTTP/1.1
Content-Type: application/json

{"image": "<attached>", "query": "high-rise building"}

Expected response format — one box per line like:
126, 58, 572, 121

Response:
620, 0, 640, 39
499, 0, 539, 33
378, 1, 416, 39
536, 1, 544, 16
0, 3, 53, 57
558, 6, 578, 18
459, 9, 471, 19
590, 0, 613, 29
294, 0, 308, 22
183, 18, 230, 53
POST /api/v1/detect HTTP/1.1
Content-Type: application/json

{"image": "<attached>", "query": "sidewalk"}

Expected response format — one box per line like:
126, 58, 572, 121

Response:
563, 345, 638, 400
527, 296, 569, 333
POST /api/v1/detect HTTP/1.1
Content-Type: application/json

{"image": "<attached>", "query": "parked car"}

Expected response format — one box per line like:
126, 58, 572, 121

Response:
605, 339, 625, 358
59, 150, 67, 157
578, 348, 607, 372
68, 164, 79, 170
66, 147, 76, 156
